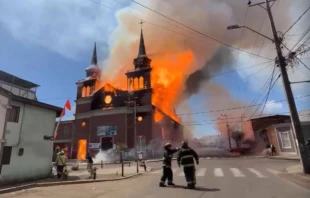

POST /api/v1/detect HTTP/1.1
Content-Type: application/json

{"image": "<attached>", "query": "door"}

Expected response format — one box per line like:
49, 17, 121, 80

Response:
77, 139, 87, 160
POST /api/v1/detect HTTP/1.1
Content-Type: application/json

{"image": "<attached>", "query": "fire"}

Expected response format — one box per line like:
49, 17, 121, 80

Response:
152, 51, 194, 123
154, 109, 164, 122
77, 139, 87, 160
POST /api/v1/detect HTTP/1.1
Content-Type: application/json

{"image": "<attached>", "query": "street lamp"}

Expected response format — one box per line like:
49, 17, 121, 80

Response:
227, 24, 274, 42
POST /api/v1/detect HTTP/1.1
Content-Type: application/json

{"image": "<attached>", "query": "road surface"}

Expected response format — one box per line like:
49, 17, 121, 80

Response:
3, 158, 309, 198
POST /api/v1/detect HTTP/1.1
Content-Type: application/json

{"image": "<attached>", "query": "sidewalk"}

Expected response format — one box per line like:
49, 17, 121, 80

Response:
267, 153, 300, 161
0, 165, 151, 195
283, 165, 310, 189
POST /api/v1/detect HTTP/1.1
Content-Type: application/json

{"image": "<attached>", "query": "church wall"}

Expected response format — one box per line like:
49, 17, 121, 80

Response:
76, 103, 91, 113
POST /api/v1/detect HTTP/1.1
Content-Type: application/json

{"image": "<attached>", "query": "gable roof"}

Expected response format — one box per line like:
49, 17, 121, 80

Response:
0, 70, 39, 89
12, 95, 62, 117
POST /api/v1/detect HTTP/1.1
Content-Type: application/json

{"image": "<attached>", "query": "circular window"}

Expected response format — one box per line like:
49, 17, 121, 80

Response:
104, 95, 112, 104
137, 116, 143, 122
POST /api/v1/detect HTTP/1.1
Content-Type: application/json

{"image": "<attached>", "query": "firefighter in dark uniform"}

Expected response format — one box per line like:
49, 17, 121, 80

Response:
177, 141, 199, 189
159, 143, 180, 187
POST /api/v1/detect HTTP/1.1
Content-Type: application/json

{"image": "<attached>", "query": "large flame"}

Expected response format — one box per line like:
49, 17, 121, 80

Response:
83, 51, 194, 124
151, 50, 194, 123
77, 139, 87, 160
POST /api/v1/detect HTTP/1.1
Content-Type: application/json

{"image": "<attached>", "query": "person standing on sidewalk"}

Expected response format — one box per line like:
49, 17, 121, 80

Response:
159, 143, 180, 187
86, 152, 94, 179
55, 150, 67, 179
177, 141, 199, 189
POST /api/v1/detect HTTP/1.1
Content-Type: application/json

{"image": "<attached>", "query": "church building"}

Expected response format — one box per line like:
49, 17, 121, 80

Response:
54, 29, 184, 159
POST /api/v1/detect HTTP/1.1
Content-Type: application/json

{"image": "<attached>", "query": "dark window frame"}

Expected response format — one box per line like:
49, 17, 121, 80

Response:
7, 105, 20, 123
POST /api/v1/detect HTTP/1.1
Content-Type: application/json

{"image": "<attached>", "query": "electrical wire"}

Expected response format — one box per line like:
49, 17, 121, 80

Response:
129, 0, 273, 61
239, 65, 276, 121
258, 65, 278, 116
177, 94, 310, 116
283, 5, 310, 36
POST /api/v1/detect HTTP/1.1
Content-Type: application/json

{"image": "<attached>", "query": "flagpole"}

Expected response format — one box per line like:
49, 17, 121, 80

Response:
53, 99, 71, 139
54, 108, 64, 139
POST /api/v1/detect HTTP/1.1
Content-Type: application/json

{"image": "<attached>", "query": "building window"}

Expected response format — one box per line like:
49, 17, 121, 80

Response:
7, 105, 20, 123
64, 126, 69, 137
279, 131, 292, 149
1, 146, 12, 165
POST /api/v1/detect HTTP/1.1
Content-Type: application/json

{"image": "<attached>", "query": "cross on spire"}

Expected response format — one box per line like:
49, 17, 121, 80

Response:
139, 20, 145, 30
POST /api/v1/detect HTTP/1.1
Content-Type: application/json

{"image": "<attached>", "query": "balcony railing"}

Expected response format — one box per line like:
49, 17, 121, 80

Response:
0, 81, 36, 100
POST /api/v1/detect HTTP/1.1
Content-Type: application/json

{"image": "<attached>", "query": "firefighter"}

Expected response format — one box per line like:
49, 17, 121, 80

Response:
86, 152, 94, 179
55, 150, 67, 179
177, 141, 199, 189
159, 143, 180, 187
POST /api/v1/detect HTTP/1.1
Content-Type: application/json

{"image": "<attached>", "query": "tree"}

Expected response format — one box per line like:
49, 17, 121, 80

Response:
231, 131, 244, 148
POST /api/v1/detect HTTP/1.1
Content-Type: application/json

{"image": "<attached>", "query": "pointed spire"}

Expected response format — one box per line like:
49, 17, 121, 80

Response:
91, 42, 97, 65
138, 28, 147, 57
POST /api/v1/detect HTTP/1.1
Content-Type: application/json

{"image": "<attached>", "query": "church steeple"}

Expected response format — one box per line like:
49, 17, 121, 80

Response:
133, 22, 151, 69
138, 29, 146, 57
85, 42, 100, 79
91, 42, 98, 65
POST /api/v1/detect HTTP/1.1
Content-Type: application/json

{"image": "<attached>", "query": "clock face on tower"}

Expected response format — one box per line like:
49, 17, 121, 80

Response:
104, 95, 112, 104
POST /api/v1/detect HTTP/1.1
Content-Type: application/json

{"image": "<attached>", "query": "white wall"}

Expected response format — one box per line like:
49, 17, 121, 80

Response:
0, 95, 9, 151
1, 103, 56, 182
4, 101, 24, 146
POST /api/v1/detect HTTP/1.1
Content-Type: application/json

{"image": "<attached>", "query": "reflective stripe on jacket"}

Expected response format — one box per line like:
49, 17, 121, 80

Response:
162, 148, 178, 167
177, 147, 199, 167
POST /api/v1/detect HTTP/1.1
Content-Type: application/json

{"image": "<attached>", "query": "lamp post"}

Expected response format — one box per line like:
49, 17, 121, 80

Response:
227, 0, 310, 174
127, 92, 139, 173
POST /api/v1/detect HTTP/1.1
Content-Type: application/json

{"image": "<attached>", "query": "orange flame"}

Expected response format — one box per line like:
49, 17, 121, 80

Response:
152, 51, 194, 123
84, 49, 194, 124
77, 139, 87, 160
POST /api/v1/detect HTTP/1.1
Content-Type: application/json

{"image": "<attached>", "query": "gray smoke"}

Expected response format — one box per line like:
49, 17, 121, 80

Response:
184, 47, 234, 97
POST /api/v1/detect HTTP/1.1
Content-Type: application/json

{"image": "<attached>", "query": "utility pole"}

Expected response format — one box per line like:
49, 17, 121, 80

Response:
250, 0, 310, 174
133, 100, 139, 173
222, 114, 231, 149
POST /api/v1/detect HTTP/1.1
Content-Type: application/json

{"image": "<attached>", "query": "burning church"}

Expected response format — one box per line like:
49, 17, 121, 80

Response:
54, 29, 184, 159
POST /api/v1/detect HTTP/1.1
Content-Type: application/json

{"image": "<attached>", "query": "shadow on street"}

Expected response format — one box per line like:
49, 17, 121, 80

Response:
171, 185, 220, 192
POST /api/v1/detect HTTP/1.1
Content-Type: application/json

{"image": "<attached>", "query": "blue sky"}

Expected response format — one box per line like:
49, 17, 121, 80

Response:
0, 0, 309, 138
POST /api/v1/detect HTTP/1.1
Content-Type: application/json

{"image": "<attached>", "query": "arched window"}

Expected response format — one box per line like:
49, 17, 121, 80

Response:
133, 77, 138, 90
82, 87, 86, 97
139, 76, 144, 89
64, 126, 70, 137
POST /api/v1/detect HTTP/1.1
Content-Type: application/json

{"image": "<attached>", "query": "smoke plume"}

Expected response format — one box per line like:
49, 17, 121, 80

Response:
99, 0, 297, 138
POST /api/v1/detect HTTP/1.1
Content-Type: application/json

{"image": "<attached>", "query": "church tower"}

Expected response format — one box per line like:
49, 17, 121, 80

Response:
76, 42, 101, 99
125, 27, 152, 105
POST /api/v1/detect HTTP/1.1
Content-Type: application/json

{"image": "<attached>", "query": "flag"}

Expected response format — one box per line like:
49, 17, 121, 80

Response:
64, 99, 71, 111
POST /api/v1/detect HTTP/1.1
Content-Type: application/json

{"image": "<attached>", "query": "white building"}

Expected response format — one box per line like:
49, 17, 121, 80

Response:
0, 71, 61, 185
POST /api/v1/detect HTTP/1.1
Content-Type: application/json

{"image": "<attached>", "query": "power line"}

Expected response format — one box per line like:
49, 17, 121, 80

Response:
38, 60, 273, 101
177, 94, 310, 116
130, 0, 273, 61
239, 65, 276, 121
181, 109, 310, 123
182, 114, 310, 126
283, 5, 310, 36
290, 25, 310, 51
258, 65, 278, 116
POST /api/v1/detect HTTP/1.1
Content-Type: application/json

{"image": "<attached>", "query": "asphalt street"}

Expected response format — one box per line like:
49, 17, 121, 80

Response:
2, 158, 309, 198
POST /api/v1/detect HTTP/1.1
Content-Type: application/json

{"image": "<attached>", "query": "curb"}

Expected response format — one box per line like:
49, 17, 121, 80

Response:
267, 157, 300, 161
0, 183, 36, 195
0, 172, 144, 195
36, 173, 142, 187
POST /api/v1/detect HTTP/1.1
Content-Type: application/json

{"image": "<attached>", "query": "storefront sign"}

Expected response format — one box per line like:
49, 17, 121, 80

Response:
97, 125, 117, 136
89, 143, 100, 149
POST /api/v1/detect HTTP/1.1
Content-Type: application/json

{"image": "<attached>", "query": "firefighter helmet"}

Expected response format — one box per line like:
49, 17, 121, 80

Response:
181, 141, 188, 147
164, 142, 172, 148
